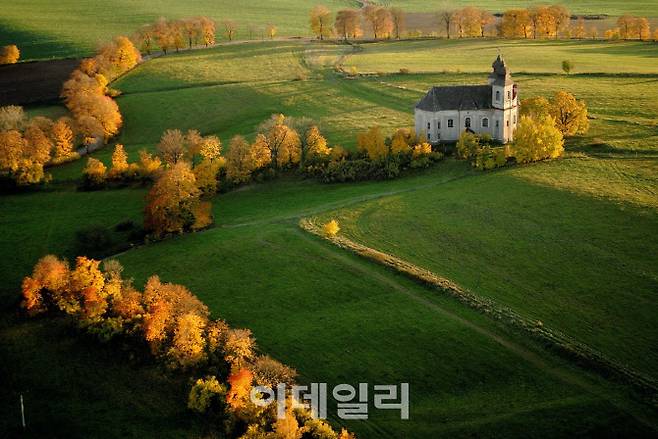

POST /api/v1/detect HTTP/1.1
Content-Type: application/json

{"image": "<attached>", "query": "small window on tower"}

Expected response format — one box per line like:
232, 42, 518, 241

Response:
496, 91, 500, 101
482, 118, 489, 128
496, 120, 500, 128
427, 122, 430, 130
506, 120, 510, 127
437, 121, 441, 130
465, 117, 471, 128
427, 132, 431, 140
448, 119, 454, 128
507, 91, 511, 100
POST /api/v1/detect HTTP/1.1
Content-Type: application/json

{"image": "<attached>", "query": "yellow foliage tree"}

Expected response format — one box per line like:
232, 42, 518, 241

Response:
549, 91, 589, 136
138, 149, 162, 179
357, 126, 387, 160
193, 158, 221, 196
83, 157, 107, 186
108, 144, 129, 178
390, 128, 414, 155
225, 135, 256, 183
224, 328, 256, 371
51, 117, 75, 160
511, 115, 564, 163
168, 312, 208, 368
226, 368, 253, 409
144, 161, 208, 236
335, 9, 362, 40
310, 5, 333, 40
0, 44, 20, 64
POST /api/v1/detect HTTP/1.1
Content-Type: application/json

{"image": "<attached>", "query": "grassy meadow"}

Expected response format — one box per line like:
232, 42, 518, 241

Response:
2, 36, 658, 437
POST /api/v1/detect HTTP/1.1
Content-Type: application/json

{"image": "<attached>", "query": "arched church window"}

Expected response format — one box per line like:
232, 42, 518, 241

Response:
465, 118, 471, 128
482, 118, 489, 128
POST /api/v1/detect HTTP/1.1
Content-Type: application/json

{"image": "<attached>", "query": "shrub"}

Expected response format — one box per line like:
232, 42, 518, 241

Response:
75, 225, 115, 259
323, 220, 340, 237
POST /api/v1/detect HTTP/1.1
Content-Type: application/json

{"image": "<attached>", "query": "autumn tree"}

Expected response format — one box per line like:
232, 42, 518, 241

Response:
83, 157, 107, 187
285, 117, 330, 168
310, 5, 333, 40
108, 144, 129, 178
138, 149, 162, 178
157, 129, 187, 165
223, 20, 238, 41
200, 17, 217, 46
390, 8, 406, 39
357, 126, 387, 160
226, 368, 253, 409
456, 131, 480, 159
390, 128, 414, 155
256, 114, 301, 170
550, 91, 589, 136
437, 6, 456, 39
225, 135, 256, 183
144, 161, 211, 236
335, 10, 361, 40
252, 355, 297, 388
511, 115, 564, 163
0, 44, 20, 64
548, 5, 570, 39
364, 5, 393, 39
266, 24, 277, 39
0, 105, 26, 130
500, 9, 532, 39
51, 117, 75, 160
168, 312, 208, 368
223, 328, 256, 371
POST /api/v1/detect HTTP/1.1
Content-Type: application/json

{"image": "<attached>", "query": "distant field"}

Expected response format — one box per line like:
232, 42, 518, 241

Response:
345, 39, 658, 74
2, 0, 658, 60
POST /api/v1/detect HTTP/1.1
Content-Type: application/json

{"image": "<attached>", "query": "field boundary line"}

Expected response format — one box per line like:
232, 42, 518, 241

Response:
298, 217, 658, 401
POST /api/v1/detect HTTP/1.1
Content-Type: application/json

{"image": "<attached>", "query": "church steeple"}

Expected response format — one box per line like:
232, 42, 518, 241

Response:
488, 54, 512, 86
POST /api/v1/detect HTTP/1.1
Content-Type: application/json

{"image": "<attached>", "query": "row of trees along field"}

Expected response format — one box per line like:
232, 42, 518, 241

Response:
20, 255, 355, 438
82, 114, 441, 238
310, 4, 658, 41
0, 106, 78, 185
457, 90, 589, 170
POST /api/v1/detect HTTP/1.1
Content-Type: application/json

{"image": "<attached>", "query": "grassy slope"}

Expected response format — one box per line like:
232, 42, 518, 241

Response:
2, 38, 658, 436
115, 174, 656, 438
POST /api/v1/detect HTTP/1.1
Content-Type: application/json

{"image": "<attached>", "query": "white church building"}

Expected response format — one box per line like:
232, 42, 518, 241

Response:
414, 55, 519, 144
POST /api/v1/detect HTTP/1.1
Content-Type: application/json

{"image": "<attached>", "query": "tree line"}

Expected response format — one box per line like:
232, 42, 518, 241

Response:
0, 105, 77, 185
81, 114, 442, 239
310, 4, 658, 41
457, 90, 589, 170
20, 255, 355, 438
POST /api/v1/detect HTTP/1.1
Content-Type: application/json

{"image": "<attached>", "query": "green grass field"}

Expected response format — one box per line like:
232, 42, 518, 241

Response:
3, 37, 658, 437
344, 39, 658, 74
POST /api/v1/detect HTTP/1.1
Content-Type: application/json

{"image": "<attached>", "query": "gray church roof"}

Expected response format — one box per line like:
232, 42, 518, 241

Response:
415, 85, 492, 112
